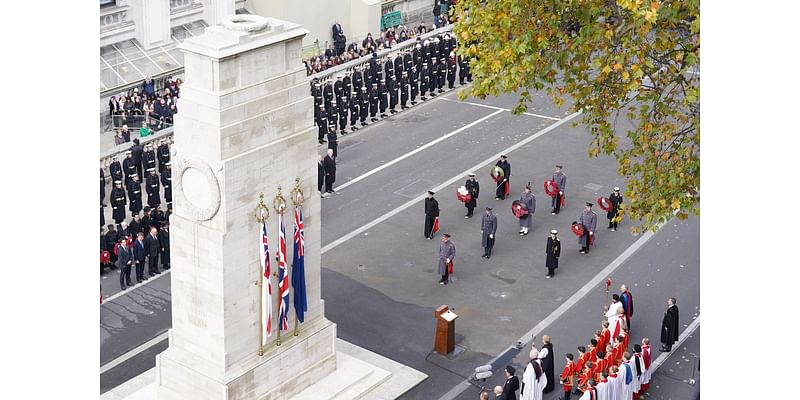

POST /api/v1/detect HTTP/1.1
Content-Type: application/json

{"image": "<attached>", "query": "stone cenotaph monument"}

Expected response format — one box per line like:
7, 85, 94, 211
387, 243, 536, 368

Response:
152, 14, 425, 400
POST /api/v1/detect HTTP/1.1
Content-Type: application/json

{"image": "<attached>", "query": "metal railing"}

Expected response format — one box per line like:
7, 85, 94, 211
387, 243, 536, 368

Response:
107, 114, 174, 131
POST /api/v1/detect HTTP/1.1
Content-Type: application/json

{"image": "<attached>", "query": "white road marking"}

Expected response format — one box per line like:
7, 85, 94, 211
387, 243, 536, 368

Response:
335, 109, 504, 191
101, 270, 171, 304
435, 222, 666, 400
649, 315, 701, 373
100, 331, 169, 375
322, 110, 581, 255
438, 97, 563, 121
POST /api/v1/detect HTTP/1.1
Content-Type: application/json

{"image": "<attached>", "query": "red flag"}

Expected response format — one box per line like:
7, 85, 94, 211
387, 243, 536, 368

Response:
432, 217, 440, 235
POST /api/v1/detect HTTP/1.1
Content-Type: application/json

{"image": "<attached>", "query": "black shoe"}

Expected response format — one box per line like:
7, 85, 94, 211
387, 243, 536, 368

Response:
485, 255, 490, 259
390, 110, 397, 114
120, 286, 126, 291
411, 101, 417, 105
137, 280, 143, 283
371, 118, 378, 122
352, 126, 359, 131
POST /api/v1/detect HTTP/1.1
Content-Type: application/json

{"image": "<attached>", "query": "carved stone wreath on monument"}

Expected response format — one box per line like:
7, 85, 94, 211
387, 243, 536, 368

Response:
221, 15, 271, 33
173, 158, 222, 221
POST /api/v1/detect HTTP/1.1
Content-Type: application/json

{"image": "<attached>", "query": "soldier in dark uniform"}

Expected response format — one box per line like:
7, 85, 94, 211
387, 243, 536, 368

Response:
429, 57, 439, 97
447, 51, 457, 89
545, 229, 561, 278
384, 55, 395, 83
404, 48, 414, 77
338, 97, 349, 134
109, 155, 123, 187
369, 82, 380, 122
424, 190, 439, 240
328, 99, 339, 131
123, 150, 137, 188
141, 206, 153, 233
343, 71, 352, 102
458, 54, 469, 85
350, 91, 361, 130
333, 74, 345, 107
464, 172, 479, 218
437, 56, 447, 93
394, 52, 404, 80
388, 74, 399, 114
352, 67, 364, 97
551, 165, 567, 215
130, 138, 144, 181
359, 86, 370, 126
129, 213, 142, 236
127, 174, 143, 215
378, 79, 389, 118
110, 181, 127, 224
578, 202, 597, 254
323, 79, 334, 110
420, 62, 429, 101
162, 163, 172, 205
327, 123, 338, 158
412, 43, 422, 72
607, 187, 623, 231
495, 155, 511, 200
410, 66, 419, 105
316, 104, 328, 144
481, 206, 498, 258
146, 169, 161, 208
157, 139, 170, 173
400, 71, 410, 109
143, 144, 157, 175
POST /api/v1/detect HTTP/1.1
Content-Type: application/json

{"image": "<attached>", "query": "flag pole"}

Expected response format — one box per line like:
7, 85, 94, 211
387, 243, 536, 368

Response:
253, 192, 269, 357
273, 186, 287, 347
604, 277, 612, 316
291, 178, 305, 337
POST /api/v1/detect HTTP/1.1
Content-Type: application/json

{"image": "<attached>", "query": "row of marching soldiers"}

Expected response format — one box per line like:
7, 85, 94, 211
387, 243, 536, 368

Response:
557, 300, 652, 400
312, 31, 473, 144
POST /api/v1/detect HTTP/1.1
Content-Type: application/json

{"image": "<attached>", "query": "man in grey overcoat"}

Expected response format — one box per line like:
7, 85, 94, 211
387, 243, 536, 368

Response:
518, 184, 536, 235
551, 165, 567, 215
578, 202, 597, 254
437, 233, 455, 285
481, 207, 497, 258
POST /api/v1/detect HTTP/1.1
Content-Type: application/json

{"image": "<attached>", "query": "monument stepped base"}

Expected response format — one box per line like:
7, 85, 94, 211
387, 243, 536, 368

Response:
101, 339, 426, 400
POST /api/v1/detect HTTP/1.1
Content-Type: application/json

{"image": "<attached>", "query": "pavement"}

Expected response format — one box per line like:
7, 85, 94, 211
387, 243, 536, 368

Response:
100, 85, 700, 400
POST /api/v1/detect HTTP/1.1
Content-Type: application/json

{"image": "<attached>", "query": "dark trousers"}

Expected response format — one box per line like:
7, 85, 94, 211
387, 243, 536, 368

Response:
424, 215, 436, 238
441, 268, 449, 282
609, 212, 619, 229
325, 176, 334, 192
562, 389, 572, 400
318, 176, 324, 192
466, 205, 474, 217
483, 243, 494, 257
554, 193, 563, 213
148, 255, 159, 275
135, 261, 145, 281
581, 231, 591, 253
547, 266, 555, 276
161, 252, 170, 270
136, 163, 144, 182
119, 264, 132, 288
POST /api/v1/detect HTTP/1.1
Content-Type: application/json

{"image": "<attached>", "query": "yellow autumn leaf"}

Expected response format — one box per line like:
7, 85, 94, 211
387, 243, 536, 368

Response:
602, 65, 612, 74
605, 30, 614, 40
622, 70, 630, 80
613, 63, 622, 71
644, 10, 656, 23
659, 199, 667, 207
670, 199, 681, 210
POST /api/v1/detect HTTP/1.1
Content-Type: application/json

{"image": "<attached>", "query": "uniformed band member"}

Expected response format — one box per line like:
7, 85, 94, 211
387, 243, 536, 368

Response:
327, 123, 338, 158
388, 74, 399, 114
110, 181, 127, 224
481, 207, 497, 258
447, 51, 457, 89
350, 91, 361, 130
551, 165, 567, 215
518, 184, 536, 235
143, 144, 157, 176
429, 57, 439, 97
424, 190, 440, 240
157, 139, 170, 173
578, 202, 597, 254
123, 150, 137, 188
495, 155, 511, 200
338, 96, 349, 134
359, 86, 370, 126
437, 233, 455, 285
316, 104, 328, 144
546, 229, 561, 278
607, 187, 623, 231
378, 79, 388, 118
127, 175, 143, 215
464, 173, 479, 218
146, 169, 161, 208
437, 56, 447, 93
369, 82, 380, 122
419, 62, 429, 101
162, 163, 172, 205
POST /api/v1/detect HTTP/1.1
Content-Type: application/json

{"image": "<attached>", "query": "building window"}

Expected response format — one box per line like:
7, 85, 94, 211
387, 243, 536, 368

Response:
100, 0, 116, 8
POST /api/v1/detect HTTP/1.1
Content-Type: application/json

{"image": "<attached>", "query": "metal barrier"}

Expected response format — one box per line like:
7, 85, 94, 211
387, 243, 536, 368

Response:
107, 114, 174, 130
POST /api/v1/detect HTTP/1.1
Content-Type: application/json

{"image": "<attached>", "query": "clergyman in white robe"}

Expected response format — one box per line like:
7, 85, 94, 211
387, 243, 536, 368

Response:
595, 377, 611, 400
620, 360, 635, 400
521, 348, 547, 400
605, 299, 624, 324
607, 370, 622, 400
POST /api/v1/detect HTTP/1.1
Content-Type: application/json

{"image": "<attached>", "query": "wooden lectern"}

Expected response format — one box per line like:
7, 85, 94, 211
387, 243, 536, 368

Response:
434, 305, 458, 355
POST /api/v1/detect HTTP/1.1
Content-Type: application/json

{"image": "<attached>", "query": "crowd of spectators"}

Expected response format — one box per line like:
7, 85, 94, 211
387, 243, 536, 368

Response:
303, 4, 455, 76
108, 76, 182, 131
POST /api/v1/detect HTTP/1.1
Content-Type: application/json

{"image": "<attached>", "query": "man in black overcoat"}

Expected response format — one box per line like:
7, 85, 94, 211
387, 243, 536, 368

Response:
323, 148, 336, 193
424, 191, 439, 240
545, 230, 561, 278
660, 297, 680, 351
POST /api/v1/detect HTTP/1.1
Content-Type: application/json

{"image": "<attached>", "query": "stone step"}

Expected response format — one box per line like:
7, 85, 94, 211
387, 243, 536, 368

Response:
292, 351, 390, 400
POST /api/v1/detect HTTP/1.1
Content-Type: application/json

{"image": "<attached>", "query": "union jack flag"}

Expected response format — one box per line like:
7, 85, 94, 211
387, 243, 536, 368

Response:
259, 210, 272, 339
278, 213, 290, 331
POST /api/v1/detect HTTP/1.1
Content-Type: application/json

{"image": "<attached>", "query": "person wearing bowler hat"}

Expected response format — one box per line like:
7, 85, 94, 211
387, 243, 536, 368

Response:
607, 187, 623, 231
481, 207, 497, 258
546, 230, 561, 278
578, 202, 597, 254
424, 191, 440, 239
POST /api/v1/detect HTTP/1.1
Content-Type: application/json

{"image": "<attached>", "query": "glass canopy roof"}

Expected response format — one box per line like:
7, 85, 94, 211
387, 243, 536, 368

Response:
100, 21, 207, 92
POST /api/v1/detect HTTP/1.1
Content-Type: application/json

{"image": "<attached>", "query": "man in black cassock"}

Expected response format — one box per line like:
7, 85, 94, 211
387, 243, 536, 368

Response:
660, 297, 680, 351
424, 191, 439, 240
540, 336, 556, 393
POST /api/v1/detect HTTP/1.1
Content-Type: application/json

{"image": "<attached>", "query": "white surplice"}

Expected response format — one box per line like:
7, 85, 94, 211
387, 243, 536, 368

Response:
521, 359, 547, 400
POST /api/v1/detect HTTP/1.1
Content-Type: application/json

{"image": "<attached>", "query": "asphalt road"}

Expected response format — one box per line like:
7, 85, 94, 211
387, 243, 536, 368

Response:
100, 87, 699, 400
